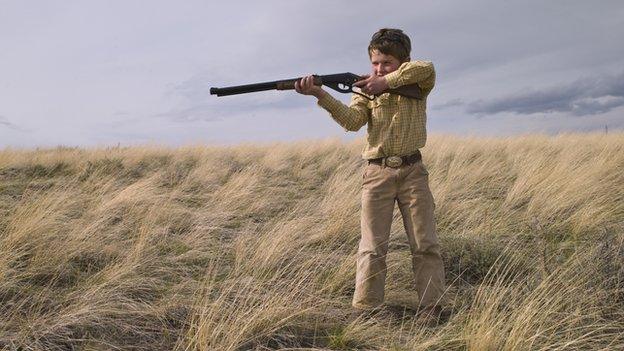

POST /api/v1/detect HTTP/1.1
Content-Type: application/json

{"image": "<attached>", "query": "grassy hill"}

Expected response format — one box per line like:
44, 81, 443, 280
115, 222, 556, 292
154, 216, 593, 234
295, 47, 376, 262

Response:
0, 133, 623, 350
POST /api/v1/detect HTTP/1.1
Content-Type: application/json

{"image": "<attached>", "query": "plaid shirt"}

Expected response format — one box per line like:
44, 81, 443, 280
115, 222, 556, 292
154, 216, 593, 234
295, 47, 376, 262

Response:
317, 61, 435, 159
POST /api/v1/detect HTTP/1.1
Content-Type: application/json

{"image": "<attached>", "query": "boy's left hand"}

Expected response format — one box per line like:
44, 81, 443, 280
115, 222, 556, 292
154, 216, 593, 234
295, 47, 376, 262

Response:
354, 75, 389, 95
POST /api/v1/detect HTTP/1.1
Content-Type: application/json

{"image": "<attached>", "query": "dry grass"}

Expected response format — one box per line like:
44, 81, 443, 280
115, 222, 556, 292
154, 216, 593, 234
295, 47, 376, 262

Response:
0, 133, 622, 350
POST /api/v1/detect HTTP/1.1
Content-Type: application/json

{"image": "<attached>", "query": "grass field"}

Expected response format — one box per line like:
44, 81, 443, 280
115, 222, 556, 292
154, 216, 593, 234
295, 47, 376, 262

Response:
0, 133, 623, 350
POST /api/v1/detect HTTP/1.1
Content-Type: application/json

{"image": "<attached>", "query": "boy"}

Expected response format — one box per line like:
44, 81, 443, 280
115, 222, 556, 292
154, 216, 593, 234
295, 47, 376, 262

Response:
295, 28, 445, 314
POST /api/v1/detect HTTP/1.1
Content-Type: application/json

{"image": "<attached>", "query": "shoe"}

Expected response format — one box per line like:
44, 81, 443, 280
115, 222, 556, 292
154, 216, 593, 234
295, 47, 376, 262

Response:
417, 305, 442, 318
348, 306, 382, 321
382, 303, 419, 319
416, 305, 452, 326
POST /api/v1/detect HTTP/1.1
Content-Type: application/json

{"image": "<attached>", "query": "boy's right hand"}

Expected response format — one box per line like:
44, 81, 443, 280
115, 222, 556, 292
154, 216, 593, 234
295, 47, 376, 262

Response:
295, 75, 327, 100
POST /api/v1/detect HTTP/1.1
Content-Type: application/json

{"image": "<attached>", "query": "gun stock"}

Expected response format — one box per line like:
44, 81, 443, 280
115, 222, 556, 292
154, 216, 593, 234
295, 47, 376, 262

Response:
387, 84, 422, 100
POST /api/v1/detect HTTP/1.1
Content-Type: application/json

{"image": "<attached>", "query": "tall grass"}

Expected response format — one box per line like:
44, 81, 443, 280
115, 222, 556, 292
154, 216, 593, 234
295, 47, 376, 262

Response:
0, 133, 622, 350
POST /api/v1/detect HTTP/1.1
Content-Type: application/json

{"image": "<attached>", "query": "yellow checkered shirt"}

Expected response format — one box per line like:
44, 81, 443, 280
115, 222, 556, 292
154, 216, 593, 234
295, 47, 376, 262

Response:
317, 60, 435, 159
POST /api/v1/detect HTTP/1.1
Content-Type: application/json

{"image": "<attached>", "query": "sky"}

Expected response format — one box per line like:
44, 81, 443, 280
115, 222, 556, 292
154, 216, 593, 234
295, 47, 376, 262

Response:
1, 0, 623, 148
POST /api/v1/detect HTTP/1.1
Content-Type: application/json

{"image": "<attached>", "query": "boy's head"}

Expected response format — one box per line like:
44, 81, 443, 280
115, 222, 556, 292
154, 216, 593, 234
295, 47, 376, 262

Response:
368, 28, 411, 63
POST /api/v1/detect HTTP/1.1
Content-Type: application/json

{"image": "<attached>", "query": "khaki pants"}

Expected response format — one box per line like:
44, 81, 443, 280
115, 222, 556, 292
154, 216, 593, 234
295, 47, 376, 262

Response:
353, 160, 446, 309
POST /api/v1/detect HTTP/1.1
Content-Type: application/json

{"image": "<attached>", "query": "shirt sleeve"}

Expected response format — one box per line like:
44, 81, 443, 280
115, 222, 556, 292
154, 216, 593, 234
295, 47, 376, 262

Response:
317, 92, 370, 132
383, 60, 435, 92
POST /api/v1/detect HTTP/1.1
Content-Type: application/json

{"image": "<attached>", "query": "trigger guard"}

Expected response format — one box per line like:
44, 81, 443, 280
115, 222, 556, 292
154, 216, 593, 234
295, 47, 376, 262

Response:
326, 83, 352, 93
337, 84, 352, 93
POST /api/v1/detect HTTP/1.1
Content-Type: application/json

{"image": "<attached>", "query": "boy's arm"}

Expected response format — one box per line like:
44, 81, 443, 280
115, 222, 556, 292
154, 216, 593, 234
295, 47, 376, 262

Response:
295, 75, 369, 132
383, 61, 435, 92
317, 93, 369, 132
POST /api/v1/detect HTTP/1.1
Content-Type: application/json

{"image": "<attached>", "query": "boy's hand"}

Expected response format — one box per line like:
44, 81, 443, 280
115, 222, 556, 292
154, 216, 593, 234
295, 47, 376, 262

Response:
295, 75, 327, 99
354, 74, 389, 95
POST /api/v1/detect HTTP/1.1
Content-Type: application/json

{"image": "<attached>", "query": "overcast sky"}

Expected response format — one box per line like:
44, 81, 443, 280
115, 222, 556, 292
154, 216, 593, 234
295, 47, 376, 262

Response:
1, 0, 623, 148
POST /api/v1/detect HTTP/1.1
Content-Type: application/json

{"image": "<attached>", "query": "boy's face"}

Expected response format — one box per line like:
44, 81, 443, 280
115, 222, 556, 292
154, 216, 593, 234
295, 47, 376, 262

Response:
370, 50, 402, 77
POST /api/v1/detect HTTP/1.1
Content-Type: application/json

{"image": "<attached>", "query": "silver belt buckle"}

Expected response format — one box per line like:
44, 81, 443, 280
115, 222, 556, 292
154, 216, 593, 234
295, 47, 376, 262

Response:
385, 156, 403, 168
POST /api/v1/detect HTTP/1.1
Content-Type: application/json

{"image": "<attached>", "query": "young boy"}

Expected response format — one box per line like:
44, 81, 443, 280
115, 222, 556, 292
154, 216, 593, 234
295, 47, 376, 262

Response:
295, 28, 446, 314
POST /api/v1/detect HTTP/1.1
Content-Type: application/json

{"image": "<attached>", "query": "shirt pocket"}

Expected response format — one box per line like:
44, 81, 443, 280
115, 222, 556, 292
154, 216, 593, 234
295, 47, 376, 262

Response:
370, 94, 390, 110
369, 94, 392, 124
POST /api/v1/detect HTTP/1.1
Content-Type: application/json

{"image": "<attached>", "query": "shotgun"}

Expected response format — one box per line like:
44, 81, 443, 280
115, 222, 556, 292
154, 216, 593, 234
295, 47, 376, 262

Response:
209, 73, 422, 100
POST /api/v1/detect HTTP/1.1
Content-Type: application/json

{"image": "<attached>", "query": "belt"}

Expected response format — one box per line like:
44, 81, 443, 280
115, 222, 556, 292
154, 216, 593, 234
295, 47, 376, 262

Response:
368, 150, 422, 168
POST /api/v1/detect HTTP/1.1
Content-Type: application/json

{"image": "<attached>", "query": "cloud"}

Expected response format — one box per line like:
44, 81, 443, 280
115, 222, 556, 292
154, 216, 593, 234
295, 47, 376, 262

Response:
4, 1, 624, 147
0, 115, 27, 132
466, 71, 624, 116
432, 98, 464, 110
157, 96, 308, 123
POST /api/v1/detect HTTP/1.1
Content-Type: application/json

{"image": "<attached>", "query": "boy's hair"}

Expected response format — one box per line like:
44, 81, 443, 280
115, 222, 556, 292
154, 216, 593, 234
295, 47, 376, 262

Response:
368, 28, 411, 62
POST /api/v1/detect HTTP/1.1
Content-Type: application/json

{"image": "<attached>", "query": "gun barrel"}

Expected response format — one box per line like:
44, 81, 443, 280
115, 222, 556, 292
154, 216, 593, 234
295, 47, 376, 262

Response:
210, 81, 280, 97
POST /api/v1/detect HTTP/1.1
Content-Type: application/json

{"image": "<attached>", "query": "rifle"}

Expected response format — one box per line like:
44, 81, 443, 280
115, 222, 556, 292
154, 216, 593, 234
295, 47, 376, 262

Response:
209, 72, 422, 100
